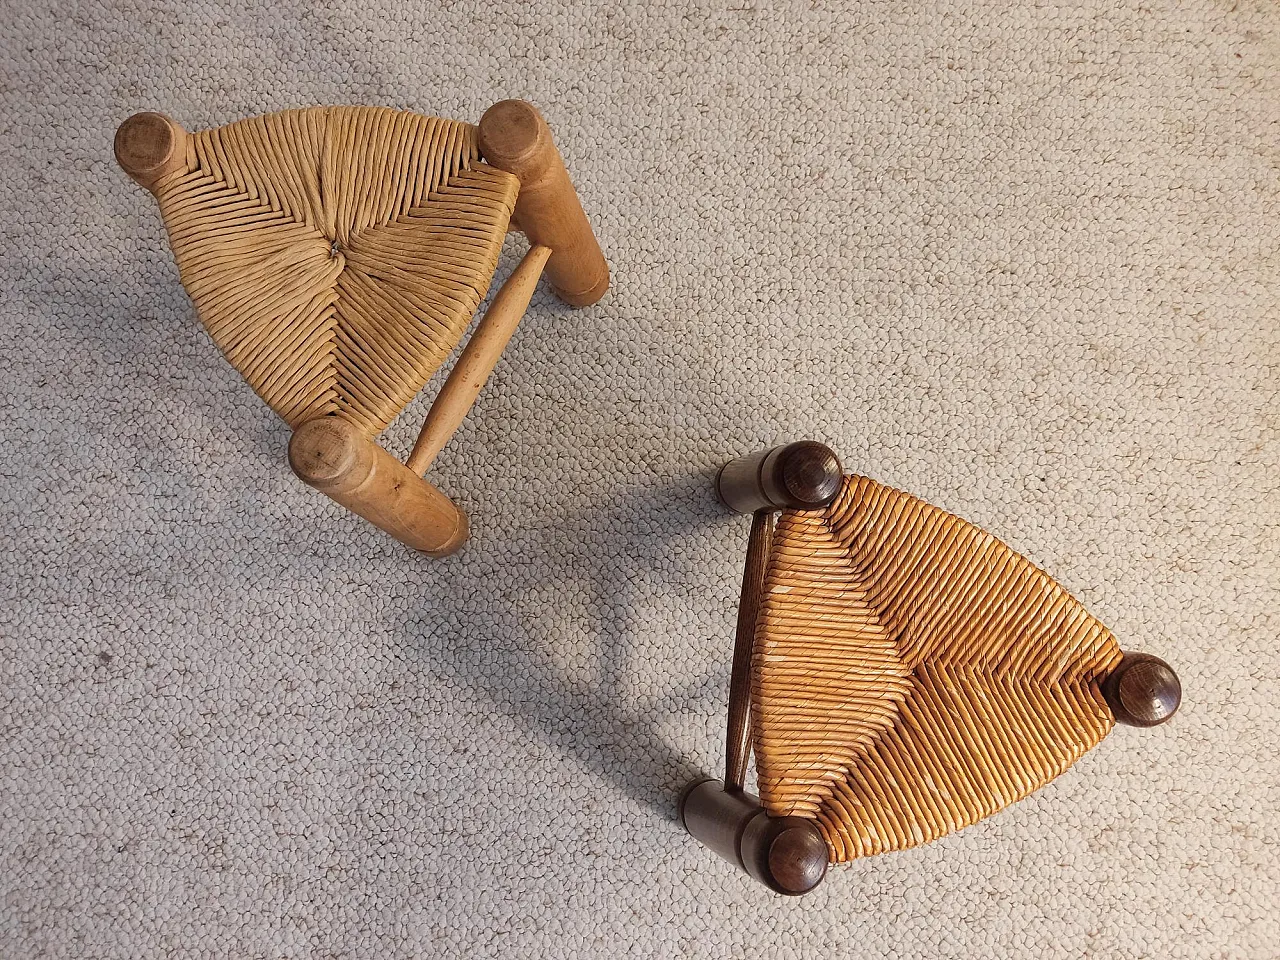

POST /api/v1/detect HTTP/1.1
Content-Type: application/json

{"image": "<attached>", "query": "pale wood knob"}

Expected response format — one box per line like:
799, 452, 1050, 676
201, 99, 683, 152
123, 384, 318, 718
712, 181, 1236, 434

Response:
289, 417, 468, 557
115, 112, 188, 190
478, 100, 609, 307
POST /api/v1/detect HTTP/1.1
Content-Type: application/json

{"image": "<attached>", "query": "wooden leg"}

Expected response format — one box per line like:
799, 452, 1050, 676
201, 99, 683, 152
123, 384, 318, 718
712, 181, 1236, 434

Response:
115, 112, 189, 191
405, 243, 552, 476
716, 442, 844, 514
725, 510, 773, 791
1101, 652, 1181, 727
477, 100, 609, 307
288, 417, 468, 557
680, 780, 828, 896
685, 507, 826, 895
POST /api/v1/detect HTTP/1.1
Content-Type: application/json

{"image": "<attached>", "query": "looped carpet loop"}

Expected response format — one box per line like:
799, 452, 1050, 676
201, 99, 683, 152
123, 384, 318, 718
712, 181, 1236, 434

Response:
151, 106, 519, 435
753, 475, 1123, 862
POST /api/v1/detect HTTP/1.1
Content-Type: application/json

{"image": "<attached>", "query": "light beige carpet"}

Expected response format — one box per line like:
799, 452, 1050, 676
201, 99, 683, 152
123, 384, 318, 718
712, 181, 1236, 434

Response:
2, 1, 1277, 957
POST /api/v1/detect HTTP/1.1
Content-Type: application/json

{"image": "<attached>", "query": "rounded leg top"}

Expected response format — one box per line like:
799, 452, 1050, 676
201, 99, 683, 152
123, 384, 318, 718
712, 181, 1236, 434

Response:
1101, 652, 1181, 727
680, 779, 828, 896
115, 112, 188, 190
716, 442, 844, 514
288, 416, 369, 494
742, 812, 829, 896
477, 100, 551, 182
289, 417, 468, 557
477, 100, 610, 308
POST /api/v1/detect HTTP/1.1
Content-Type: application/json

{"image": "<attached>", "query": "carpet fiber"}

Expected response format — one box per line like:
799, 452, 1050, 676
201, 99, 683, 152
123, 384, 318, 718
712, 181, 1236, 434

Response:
2, 2, 1277, 957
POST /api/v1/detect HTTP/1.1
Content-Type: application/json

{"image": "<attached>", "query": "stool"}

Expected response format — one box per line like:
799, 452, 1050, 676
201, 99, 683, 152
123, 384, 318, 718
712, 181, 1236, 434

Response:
115, 101, 607, 555
682, 442, 1181, 894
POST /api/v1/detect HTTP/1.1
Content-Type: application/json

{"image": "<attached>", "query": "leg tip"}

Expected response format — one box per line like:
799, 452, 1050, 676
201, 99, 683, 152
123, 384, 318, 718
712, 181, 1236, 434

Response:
774, 441, 843, 510
1102, 652, 1181, 727
289, 416, 364, 490
478, 100, 549, 178
756, 818, 829, 896
717, 442, 845, 514
552, 267, 609, 307
115, 112, 187, 190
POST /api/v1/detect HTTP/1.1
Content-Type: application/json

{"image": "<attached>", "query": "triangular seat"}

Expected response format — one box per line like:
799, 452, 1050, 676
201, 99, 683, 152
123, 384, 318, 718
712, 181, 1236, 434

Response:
149, 106, 519, 434
754, 474, 1121, 861
117, 101, 608, 554
683, 443, 1179, 894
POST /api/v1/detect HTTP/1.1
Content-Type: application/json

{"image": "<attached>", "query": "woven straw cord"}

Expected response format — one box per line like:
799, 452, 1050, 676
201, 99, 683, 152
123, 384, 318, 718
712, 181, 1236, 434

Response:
752, 475, 1123, 862
151, 106, 519, 434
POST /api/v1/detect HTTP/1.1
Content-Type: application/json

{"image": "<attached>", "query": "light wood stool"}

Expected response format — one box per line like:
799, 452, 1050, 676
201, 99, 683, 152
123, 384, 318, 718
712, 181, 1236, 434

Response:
682, 443, 1182, 894
115, 102, 607, 555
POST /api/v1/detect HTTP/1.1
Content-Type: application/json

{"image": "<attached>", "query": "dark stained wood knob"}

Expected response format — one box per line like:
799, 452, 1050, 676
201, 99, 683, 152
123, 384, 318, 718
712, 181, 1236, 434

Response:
680, 779, 828, 896
741, 810, 829, 896
716, 442, 844, 514
1101, 652, 1182, 727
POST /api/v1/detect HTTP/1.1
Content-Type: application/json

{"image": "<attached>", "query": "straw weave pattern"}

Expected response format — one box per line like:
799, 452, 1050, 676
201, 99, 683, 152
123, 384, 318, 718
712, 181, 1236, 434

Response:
151, 106, 518, 434
753, 475, 1123, 862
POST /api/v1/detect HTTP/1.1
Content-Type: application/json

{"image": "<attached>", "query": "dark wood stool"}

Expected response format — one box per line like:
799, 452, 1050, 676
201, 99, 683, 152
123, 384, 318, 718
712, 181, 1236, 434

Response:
683, 443, 1181, 894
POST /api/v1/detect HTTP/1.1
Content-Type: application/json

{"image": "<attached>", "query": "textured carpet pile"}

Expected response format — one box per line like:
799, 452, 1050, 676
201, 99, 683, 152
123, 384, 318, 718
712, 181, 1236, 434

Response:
1, 2, 1277, 957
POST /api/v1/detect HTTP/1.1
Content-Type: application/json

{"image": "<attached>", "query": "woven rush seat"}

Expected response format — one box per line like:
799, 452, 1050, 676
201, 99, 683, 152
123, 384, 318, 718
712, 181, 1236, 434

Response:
151, 106, 519, 433
754, 473, 1120, 862
682, 443, 1181, 895
116, 100, 608, 555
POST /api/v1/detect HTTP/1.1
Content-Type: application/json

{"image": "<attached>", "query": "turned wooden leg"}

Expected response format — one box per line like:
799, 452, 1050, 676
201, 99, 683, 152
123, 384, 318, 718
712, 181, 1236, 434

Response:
477, 100, 609, 307
725, 510, 772, 791
114, 112, 189, 191
288, 417, 468, 557
716, 442, 844, 514
680, 780, 828, 896
1101, 652, 1181, 727
683, 492, 829, 896
405, 243, 552, 476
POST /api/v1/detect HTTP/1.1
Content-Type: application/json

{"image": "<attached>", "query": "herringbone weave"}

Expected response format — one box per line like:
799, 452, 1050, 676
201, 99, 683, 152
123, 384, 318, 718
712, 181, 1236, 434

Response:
753, 475, 1124, 862
151, 106, 518, 435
